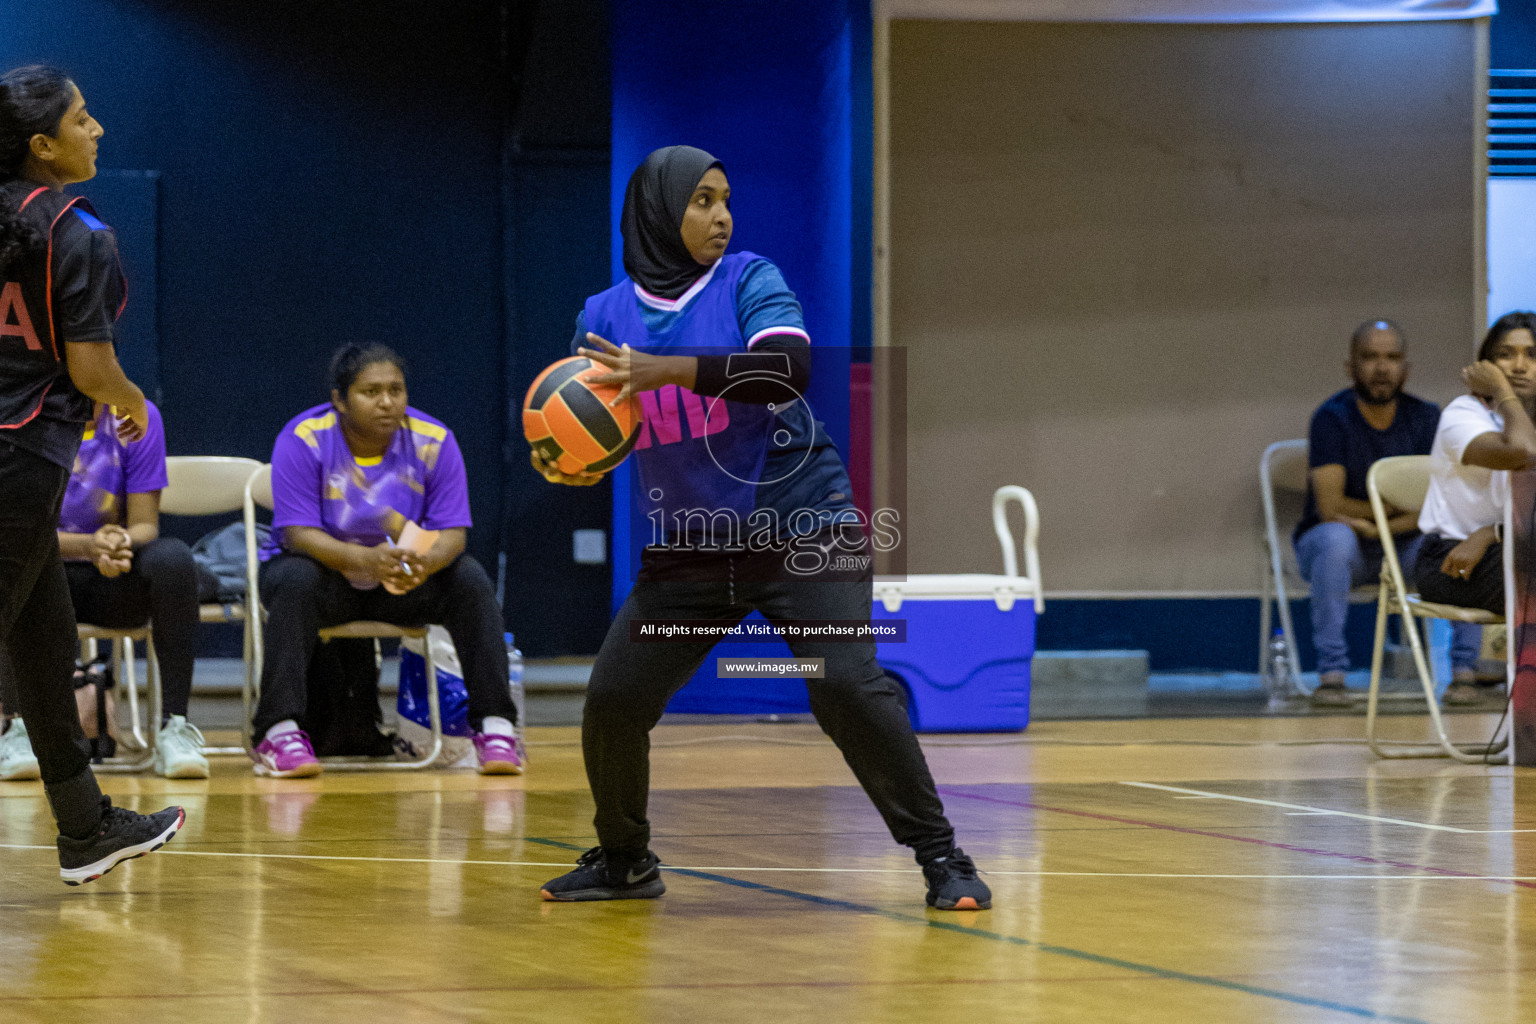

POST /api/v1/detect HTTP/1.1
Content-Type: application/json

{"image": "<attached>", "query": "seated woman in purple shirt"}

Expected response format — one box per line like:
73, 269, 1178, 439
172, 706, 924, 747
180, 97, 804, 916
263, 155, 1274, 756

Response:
0, 398, 205, 780
251, 343, 521, 778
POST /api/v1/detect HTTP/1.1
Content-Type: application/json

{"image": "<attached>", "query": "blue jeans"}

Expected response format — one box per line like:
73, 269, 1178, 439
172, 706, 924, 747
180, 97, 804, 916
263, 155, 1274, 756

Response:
1294, 522, 1481, 675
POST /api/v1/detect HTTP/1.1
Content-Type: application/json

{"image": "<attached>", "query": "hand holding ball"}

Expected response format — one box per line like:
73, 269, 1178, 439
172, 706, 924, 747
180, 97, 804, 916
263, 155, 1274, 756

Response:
523, 354, 642, 481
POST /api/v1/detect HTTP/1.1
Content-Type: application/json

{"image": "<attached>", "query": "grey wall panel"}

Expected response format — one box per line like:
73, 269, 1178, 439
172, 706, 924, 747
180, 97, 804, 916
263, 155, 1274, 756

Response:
890, 19, 1478, 590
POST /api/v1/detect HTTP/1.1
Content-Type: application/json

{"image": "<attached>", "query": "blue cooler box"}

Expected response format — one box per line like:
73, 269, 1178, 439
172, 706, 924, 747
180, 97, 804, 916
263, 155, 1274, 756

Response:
871, 575, 1038, 733
665, 486, 1043, 730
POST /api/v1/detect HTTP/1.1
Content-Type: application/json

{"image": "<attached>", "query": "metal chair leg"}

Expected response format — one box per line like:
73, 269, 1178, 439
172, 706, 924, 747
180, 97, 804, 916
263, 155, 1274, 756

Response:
1273, 580, 1307, 696
92, 635, 155, 773
243, 604, 263, 756
120, 637, 149, 751
1373, 610, 1507, 762
148, 633, 162, 743
1366, 581, 1392, 756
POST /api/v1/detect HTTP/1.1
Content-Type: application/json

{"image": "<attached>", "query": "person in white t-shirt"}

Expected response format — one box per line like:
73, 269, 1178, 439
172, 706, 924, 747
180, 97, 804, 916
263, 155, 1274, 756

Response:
1414, 311, 1536, 704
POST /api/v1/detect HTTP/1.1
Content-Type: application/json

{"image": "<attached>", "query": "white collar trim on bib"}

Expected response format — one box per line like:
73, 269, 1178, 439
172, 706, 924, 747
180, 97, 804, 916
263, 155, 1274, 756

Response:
633, 260, 721, 313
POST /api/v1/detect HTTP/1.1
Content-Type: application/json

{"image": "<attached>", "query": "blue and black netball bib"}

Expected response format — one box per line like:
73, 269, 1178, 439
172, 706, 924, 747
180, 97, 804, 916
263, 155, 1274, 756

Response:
584, 252, 774, 540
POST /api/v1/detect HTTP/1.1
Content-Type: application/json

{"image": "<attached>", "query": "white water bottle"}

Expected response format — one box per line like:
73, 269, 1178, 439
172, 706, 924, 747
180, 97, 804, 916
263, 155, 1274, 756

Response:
504, 632, 526, 736
1267, 628, 1294, 705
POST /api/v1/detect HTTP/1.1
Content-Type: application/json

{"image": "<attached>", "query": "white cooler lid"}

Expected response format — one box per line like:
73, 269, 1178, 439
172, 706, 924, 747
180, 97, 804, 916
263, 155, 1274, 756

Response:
873, 574, 1039, 613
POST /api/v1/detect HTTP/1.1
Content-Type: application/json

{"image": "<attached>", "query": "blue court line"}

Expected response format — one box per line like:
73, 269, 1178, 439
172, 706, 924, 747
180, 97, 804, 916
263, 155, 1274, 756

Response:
527, 837, 1434, 1024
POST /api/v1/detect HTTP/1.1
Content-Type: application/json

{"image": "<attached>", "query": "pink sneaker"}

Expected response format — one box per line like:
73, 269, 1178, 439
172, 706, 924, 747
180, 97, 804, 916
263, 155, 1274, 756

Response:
474, 732, 525, 775
252, 730, 323, 778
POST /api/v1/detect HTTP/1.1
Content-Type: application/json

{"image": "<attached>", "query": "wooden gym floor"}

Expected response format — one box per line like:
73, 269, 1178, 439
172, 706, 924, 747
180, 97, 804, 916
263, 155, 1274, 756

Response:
0, 712, 1532, 1024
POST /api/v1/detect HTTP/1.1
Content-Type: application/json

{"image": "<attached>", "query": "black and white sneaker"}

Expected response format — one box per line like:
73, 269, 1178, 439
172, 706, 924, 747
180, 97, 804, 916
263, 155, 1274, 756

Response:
923, 847, 992, 910
57, 803, 185, 886
540, 846, 666, 901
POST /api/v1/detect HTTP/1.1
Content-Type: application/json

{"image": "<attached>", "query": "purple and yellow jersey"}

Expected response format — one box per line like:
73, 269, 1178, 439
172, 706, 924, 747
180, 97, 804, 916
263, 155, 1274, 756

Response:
262, 404, 472, 581
56, 400, 168, 539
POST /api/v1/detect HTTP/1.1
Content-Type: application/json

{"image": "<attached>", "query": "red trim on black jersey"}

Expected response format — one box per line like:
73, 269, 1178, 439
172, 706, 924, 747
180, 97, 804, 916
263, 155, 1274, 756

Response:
41, 197, 84, 362
114, 247, 127, 319
2, 192, 125, 431
0, 378, 52, 430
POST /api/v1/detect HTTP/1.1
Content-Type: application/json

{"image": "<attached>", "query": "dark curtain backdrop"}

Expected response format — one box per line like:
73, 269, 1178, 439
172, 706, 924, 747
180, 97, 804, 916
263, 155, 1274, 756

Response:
0, 0, 613, 655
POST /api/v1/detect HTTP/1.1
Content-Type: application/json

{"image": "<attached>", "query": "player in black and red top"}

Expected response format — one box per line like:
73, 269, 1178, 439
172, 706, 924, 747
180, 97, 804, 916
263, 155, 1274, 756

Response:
0, 65, 183, 884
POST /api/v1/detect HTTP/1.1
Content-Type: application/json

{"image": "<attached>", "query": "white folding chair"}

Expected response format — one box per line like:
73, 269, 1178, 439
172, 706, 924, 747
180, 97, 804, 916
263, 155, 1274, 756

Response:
77, 455, 266, 770
163, 456, 266, 626
165, 456, 263, 756
243, 464, 443, 769
1364, 455, 1508, 762
1259, 439, 1378, 695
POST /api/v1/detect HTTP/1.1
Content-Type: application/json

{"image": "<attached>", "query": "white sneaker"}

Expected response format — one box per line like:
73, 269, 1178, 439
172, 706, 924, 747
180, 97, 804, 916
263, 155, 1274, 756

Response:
0, 719, 41, 781
154, 716, 209, 779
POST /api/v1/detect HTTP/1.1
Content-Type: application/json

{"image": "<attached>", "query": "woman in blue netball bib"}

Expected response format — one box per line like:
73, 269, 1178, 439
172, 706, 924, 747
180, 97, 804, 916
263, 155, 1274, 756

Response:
534, 146, 990, 911
0, 65, 183, 883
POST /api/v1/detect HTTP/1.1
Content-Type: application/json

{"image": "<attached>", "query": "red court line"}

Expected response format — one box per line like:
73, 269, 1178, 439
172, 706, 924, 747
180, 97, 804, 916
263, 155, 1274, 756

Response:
938, 788, 1536, 890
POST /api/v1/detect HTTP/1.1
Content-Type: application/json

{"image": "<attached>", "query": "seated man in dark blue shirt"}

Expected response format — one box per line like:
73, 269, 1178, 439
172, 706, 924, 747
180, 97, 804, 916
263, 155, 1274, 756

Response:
1293, 320, 1480, 706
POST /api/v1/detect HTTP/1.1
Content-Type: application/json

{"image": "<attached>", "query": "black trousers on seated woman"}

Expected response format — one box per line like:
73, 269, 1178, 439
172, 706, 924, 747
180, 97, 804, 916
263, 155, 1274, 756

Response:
253, 553, 516, 738
1413, 534, 1504, 616
65, 537, 199, 719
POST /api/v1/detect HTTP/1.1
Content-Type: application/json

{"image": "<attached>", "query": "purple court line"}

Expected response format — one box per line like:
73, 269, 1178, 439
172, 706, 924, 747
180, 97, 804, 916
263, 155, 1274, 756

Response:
938, 788, 1536, 890
0, 976, 1189, 1003
8, 966, 1536, 1004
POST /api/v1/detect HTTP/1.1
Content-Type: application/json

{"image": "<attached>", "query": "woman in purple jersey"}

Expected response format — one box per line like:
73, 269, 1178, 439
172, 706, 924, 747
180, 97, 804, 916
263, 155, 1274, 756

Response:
0, 65, 183, 884
252, 343, 521, 778
533, 146, 991, 911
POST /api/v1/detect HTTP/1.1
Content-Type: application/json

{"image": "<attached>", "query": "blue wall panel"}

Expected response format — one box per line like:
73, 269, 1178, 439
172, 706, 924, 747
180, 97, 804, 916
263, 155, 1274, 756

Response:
84, 170, 159, 402
1036, 597, 1379, 673
1494, 0, 1536, 65
609, 0, 872, 712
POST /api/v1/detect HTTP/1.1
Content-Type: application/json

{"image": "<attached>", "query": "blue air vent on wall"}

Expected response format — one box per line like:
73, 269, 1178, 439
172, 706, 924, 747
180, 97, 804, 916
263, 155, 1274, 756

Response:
1490, 70, 1536, 177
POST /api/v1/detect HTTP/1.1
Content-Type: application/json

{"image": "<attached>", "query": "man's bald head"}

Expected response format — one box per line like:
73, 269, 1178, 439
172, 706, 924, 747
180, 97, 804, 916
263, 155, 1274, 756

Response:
1347, 319, 1409, 406
1350, 319, 1405, 357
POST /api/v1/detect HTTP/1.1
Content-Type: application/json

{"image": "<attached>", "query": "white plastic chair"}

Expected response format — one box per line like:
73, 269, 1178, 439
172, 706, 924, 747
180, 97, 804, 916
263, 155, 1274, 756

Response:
1259, 439, 1377, 695
1364, 455, 1507, 762
243, 464, 443, 769
80, 455, 264, 770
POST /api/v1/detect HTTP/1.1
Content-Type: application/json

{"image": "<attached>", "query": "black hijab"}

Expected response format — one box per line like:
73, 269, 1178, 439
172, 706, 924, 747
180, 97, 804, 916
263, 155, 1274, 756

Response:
621, 145, 723, 299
